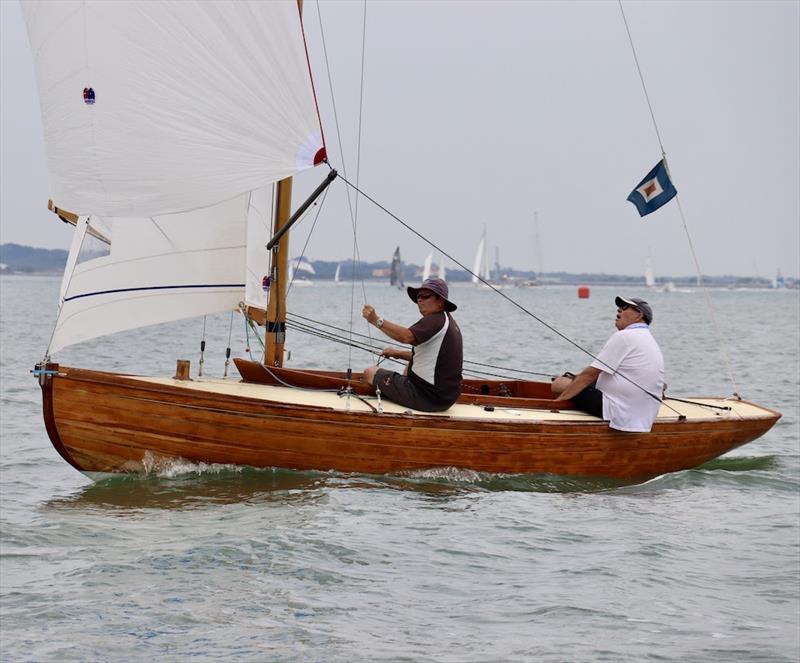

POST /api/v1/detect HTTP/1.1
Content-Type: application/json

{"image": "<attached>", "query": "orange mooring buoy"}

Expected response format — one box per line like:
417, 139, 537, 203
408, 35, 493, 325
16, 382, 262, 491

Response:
577, 285, 590, 299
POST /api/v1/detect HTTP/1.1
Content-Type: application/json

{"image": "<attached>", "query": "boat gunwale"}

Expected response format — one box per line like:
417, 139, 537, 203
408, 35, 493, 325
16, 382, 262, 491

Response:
44, 364, 782, 427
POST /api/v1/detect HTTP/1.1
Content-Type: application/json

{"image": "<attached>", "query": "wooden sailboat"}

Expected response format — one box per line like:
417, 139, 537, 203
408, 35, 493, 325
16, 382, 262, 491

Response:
28, 1, 780, 482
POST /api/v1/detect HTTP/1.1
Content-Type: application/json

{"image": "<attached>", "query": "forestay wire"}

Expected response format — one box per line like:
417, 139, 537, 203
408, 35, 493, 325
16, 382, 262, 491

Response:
618, 0, 739, 397
314, 0, 374, 380
347, 0, 369, 378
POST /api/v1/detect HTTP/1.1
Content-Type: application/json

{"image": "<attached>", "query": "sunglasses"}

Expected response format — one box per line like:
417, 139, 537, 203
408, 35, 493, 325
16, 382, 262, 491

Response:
618, 303, 640, 313
416, 293, 435, 301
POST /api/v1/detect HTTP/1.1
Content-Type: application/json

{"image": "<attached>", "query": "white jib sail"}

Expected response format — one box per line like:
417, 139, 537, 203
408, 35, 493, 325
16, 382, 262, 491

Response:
50, 196, 251, 355
245, 186, 274, 314
21, 0, 324, 218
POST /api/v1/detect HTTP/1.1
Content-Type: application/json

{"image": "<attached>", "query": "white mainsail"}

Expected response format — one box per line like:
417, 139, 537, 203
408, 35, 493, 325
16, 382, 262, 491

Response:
437, 255, 446, 280
21, 0, 324, 219
23, 1, 327, 354
422, 251, 433, 282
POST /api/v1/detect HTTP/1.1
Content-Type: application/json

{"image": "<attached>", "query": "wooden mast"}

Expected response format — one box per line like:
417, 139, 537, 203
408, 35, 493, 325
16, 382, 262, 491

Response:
264, 177, 292, 367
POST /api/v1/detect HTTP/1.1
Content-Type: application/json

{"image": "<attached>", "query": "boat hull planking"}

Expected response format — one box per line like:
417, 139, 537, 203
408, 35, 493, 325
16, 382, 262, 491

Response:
40, 365, 781, 481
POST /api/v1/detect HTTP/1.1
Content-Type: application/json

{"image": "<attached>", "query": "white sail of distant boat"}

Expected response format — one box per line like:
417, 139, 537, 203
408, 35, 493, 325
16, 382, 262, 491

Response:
645, 255, 656, 288
438, 255, 446, 280
472, 227, 488, 283
644, 253, 679, 292
471, 229, 490, 284
334, 263, 341, 283
421, 251, 433, 282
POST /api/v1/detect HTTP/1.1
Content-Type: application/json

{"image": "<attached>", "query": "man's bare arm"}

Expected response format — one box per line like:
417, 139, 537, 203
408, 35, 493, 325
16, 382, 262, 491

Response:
362, 304, 415, 344
556, 366, 602, 401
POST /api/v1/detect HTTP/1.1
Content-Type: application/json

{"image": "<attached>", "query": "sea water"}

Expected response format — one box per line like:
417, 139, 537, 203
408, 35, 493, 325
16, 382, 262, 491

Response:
1, 275, 798, 662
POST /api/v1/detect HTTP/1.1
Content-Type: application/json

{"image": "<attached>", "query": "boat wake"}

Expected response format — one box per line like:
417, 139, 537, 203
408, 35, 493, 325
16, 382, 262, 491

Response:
138, 451, 246, 478
389, 467, 630, 493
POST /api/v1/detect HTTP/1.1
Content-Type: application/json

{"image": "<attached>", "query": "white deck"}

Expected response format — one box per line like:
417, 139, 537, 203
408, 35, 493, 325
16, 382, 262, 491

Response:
127, 376, 776, 425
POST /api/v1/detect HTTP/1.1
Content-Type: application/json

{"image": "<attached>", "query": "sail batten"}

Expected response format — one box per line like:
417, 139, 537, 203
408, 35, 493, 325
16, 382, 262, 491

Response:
22, 0, 325, 218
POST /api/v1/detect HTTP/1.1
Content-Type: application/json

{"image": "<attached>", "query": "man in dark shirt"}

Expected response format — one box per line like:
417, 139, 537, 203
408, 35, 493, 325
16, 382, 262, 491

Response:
362, 278, 463, 411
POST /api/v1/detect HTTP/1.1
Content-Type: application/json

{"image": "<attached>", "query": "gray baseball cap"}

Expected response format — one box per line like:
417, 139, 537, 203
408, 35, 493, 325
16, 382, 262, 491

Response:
615, 295, 653, 324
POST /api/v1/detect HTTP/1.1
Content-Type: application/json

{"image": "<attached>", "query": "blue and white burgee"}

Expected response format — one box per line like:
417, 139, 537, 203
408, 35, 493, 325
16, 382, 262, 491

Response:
626, 159, 677, 217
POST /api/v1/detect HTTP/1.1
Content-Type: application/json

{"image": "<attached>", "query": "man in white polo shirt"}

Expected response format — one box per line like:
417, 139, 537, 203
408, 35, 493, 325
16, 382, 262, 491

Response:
551, 296, 664, 432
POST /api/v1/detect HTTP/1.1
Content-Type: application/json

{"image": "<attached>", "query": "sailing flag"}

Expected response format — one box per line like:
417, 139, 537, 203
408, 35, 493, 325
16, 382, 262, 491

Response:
626, 159, 677, 217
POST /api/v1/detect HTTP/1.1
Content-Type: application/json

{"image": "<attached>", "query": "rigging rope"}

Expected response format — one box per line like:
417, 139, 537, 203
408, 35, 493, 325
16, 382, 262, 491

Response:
346, 0, 370, 381
314, 0, 375, 377
198, 315, 207, 377
286, 312, 597, 381
618, 0, 739, 397
223, 310, 234, 377
286, 186, 330, 296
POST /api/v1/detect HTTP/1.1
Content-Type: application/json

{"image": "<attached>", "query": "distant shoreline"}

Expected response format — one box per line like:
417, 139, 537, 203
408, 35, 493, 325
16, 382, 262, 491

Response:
0, 243, 795, 288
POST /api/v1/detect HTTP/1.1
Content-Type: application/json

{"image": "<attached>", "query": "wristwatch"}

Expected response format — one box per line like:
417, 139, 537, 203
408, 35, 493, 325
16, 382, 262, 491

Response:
376, 317, 385, 328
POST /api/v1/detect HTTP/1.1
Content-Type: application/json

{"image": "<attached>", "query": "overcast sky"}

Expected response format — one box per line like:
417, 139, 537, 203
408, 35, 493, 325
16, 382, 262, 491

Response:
2, 0, 798, 278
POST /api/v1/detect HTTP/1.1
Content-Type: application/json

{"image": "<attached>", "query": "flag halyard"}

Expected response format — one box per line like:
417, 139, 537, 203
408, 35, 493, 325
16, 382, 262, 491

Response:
627, 159, 677, 217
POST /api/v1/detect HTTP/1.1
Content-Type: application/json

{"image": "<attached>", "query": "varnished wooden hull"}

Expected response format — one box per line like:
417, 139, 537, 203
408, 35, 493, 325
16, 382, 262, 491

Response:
39, 364, 781, 481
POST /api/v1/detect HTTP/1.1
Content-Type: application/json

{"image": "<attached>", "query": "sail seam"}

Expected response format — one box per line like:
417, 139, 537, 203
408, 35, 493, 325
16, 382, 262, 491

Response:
63, 284, 245, 302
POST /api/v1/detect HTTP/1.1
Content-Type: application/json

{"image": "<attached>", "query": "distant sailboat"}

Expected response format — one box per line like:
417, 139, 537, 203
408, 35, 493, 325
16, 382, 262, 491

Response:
437, 254, 446, 280
390, 246, 404, 289
471, 228, 491, 286
645, 255, 656, 288
421, 251, 433, 282
645, 253, 677, 292
334, 263, 341, 283
289, 257, 314, 287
